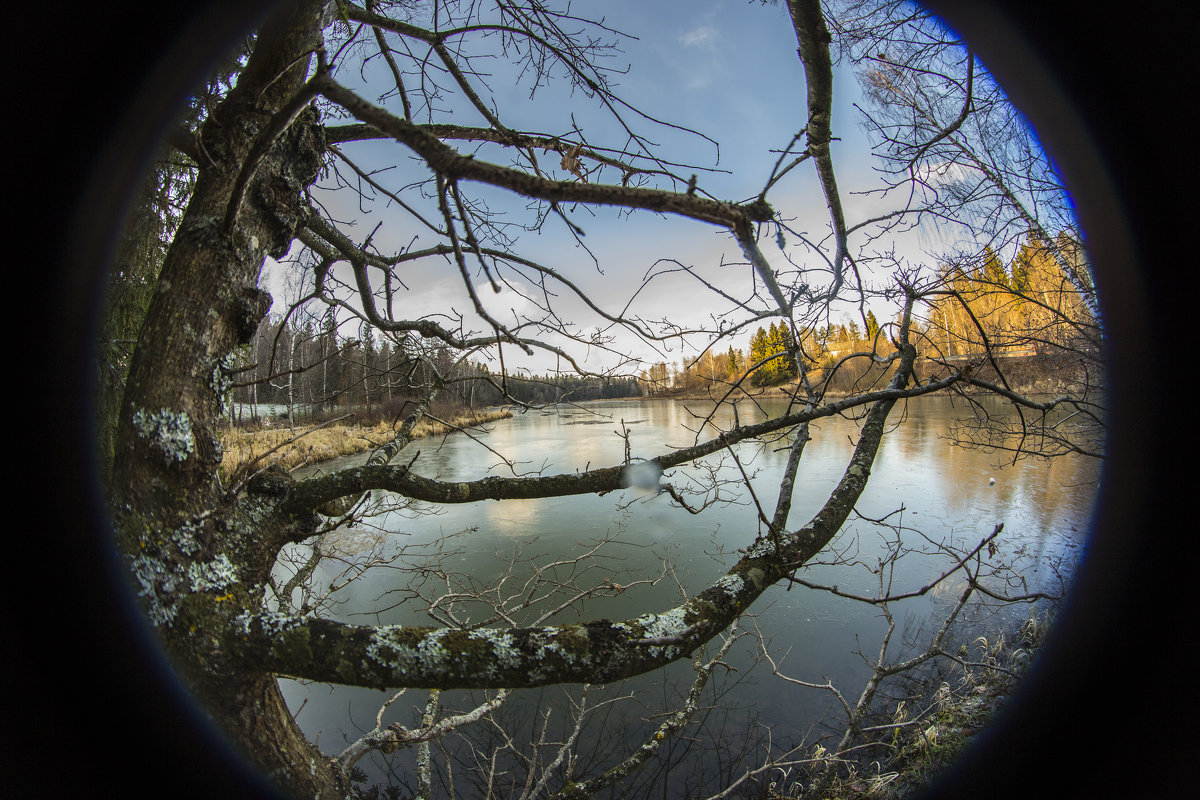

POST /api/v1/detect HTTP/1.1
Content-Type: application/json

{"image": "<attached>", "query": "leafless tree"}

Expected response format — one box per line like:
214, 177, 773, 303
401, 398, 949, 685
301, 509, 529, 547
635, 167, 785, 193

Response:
826, 0, 1104, 464
104, 2, 1100, 798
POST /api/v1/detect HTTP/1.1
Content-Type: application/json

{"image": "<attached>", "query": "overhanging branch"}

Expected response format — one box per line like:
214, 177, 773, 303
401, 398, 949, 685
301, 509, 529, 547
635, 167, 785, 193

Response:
787, 0, 849, 294
276, 364, 958, 526
235, 343, 917, 690
314, 75, 773, 229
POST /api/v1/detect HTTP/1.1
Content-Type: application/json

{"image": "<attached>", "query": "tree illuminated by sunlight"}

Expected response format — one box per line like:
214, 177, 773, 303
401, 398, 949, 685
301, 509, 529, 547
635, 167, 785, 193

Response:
102, 1, 1104, 797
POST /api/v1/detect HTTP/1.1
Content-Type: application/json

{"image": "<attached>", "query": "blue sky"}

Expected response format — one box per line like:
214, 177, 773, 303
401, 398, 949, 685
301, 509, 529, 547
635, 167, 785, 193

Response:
261, 0, 1022, 375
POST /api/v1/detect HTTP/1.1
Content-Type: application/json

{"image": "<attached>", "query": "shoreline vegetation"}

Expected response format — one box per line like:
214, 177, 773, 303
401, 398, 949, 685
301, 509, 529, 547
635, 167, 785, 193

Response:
221, 357, 1090, 479
218, 407, 513, 480
220, 395, 1062, 799
651, 372, 1091, 405
811, 611, 1052, 800
652, 349, 1099, 405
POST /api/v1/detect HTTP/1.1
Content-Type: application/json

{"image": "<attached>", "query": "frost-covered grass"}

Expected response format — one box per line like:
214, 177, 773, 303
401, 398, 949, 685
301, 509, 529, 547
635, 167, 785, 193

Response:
218, 409, 512, 479
767, 612, 1053, 800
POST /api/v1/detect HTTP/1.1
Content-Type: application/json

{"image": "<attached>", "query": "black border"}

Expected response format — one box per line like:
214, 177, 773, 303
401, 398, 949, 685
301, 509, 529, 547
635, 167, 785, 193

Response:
17, 2, 1190, 798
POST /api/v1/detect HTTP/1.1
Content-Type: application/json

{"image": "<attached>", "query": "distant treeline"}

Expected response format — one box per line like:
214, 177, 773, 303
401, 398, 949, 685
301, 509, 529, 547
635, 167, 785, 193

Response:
227, 317, 645, 427
653, 230, 1099, 395
224, 231, 1096, 426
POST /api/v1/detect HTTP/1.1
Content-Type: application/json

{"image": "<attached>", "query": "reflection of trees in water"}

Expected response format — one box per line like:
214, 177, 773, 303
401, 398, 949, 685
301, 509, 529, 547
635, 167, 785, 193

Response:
268, 393, 1095, 798
102, 0, 1103, 796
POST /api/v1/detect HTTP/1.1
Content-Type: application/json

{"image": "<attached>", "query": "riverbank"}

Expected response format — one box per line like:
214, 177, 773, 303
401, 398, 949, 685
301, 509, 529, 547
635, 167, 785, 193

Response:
656, 375, 1092, 405
218, 408, 512, 479
653, 351, 1098, 404
776, 611, 1052, 799
263, 395, 1089, 799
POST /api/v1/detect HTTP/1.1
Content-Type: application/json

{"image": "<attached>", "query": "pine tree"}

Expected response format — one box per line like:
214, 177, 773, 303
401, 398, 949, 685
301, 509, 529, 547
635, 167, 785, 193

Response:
767, 322, 782, 383
776, 324, 798, 381
981, 245, 1010, 288
1010, 240, 1033, 293
865, 310, 880, 341
727, 346, 743, 378
749, 326, 769, 385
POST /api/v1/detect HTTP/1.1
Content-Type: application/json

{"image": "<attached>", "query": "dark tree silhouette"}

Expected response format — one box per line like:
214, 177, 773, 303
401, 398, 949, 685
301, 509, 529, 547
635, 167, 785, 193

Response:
85, 2, 1129, 798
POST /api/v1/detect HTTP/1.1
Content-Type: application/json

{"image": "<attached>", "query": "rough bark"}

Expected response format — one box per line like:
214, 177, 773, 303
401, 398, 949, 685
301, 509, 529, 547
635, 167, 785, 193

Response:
102, 2, 936, 796
236, 342, 914, 691
107, 2, 348, 797
788, 0, 849, 290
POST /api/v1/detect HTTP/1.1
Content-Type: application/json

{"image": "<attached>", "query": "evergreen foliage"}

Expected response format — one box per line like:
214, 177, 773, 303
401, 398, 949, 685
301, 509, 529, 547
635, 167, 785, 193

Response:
925, 232, 1098, 358
94, 47, 252, 483
746, 322, 799, 385
981, 245, 1010, 287
865, 310, 881, 341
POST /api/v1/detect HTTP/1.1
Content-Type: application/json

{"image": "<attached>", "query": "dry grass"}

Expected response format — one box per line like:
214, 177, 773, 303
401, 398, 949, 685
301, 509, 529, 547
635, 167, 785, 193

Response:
218, 408, 512, 480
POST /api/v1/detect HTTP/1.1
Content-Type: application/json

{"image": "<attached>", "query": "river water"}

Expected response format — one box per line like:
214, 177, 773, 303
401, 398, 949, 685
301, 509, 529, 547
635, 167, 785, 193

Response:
278, 395, 1099, 796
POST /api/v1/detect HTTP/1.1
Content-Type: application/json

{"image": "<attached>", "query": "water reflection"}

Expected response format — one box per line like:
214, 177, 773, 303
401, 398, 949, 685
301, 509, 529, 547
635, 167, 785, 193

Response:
282, 396, 1099, 794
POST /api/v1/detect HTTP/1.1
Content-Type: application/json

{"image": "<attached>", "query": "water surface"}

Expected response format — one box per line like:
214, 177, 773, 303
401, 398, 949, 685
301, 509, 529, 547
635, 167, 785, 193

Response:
279, 395, 1098, 795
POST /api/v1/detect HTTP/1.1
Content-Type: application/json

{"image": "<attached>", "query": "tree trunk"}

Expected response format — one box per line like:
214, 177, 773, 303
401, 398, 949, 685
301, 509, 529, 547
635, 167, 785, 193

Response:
201, 670, 351, 798
107, 2, 347, 796
287, 329, 296, 429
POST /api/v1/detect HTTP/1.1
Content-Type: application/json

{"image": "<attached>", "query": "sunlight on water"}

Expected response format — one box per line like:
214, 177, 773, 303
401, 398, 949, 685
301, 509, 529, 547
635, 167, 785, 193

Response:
281, 395, 1098, 793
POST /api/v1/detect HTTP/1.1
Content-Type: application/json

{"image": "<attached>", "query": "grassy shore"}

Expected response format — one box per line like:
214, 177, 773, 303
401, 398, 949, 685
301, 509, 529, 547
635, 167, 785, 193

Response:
771, 611, 1052, 799
218, 408, 512, 480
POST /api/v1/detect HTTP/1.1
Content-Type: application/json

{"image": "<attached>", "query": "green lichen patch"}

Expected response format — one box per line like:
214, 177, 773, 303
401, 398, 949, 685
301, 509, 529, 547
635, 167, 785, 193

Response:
187, 553, 239, 592
173, 520, 203, 556
629, 606, 691, 640
366, 625, 432, 671
238, 608, 304, 638
132, 406, 196, 463
127, 553, 181, 627
210, 355, 236, 413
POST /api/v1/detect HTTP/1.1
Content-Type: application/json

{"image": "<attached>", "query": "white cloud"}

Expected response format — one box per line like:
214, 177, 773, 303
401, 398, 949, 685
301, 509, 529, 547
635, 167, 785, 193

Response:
679, 26, 716, 48
916, 159, 978, 187
476, 277, 541, 325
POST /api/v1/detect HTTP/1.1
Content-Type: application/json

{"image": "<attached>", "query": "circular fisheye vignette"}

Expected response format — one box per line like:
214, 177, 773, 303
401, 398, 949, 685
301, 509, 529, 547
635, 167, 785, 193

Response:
64, 1, 1163, 798
908, 2, 1165, 796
